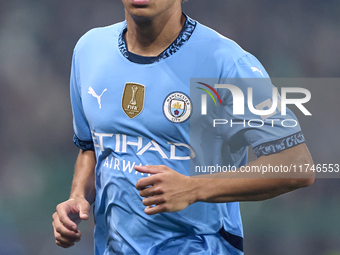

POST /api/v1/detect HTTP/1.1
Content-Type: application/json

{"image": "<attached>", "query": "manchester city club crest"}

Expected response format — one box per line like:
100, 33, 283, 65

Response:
163, 92, 192, 123
170, 99, 185, 117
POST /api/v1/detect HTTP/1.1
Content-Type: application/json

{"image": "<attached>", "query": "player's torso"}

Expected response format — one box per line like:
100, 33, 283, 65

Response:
76, 27, 225, 176
74, 22, 244, 255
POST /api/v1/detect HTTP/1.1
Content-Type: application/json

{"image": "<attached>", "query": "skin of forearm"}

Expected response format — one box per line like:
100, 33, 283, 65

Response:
191, 144, 314, 204
69, 150, 96, 204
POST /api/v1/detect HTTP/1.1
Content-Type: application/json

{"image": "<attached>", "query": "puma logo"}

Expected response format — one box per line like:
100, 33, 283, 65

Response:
251, 67, 264, 77
88, 87, 107, 109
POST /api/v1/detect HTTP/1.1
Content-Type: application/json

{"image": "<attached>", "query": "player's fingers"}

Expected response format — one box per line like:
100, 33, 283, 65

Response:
54, 223, 81, 240
77, 200, 90, 221
135, 165, 167, 175
144, 203, 171, 215
135, 175, 160, 190
54, 229, 81, 244
53, 213, 81, 239
139, 185, 163, 197
56, 204, 78, 231
56, 240, 75, 248
142, 195, 166, 206
53, 220, 80, 248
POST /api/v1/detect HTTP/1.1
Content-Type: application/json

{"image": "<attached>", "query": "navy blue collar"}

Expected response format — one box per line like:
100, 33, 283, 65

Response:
118, 14, 197, 64
126, 50, 157, 64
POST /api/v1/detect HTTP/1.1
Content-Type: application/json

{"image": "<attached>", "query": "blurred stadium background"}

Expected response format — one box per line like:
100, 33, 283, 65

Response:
0, 0, 339, 254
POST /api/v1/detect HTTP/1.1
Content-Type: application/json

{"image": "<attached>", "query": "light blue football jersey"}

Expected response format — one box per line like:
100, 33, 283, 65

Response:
70, 15, 304, 255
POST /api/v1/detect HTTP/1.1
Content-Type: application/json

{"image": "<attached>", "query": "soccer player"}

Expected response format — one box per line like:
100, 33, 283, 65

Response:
52, 0, 314, 254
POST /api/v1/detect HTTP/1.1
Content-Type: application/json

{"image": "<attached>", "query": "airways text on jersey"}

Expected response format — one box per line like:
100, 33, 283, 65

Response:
92, 131, 196, 160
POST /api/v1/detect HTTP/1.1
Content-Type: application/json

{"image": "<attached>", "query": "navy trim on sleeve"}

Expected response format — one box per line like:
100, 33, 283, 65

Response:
219, 227, 244, 252
253, 131, 305, 158
73, 134, 94, 151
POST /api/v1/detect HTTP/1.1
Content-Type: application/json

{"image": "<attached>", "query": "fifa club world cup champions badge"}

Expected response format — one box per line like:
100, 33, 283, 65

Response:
122, 83, 145, 119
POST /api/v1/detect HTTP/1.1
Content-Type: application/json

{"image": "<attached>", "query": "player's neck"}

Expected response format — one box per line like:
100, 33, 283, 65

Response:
124, 10, 185, 57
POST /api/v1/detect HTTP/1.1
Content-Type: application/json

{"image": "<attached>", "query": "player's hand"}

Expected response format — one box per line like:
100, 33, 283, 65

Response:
135, 165, 197, 215
52, 197, 90, 248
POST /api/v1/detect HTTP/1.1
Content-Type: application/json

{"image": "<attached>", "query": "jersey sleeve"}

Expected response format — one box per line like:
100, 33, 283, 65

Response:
70, 50, 94, 151
220, 54, 305, 158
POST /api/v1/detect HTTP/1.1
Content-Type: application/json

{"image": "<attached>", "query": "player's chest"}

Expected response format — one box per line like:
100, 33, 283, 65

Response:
79, 63, 194, 141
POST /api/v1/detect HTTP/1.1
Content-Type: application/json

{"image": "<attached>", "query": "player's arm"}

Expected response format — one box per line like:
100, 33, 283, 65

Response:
135, 143, 314, 215
192, 143, 314, 203
52, 149, 96, 248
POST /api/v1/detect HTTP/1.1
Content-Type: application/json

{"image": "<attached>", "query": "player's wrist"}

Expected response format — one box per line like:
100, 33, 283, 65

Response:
188, 177, 206, 204
69, 193, 88, 202
70, 184, 96, 204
